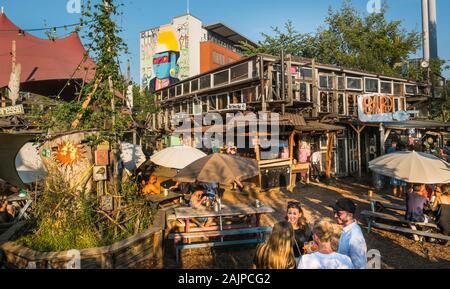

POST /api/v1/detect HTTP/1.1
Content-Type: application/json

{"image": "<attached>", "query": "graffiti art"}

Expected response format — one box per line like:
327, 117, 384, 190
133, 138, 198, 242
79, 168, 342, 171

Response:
149, 27, 181, 92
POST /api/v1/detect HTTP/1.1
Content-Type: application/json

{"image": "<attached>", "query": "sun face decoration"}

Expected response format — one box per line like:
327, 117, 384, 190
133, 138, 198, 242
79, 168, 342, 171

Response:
55, 141, 82, 165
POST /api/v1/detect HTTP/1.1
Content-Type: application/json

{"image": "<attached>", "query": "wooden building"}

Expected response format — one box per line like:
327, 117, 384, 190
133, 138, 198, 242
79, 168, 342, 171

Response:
148, 53, 445, 188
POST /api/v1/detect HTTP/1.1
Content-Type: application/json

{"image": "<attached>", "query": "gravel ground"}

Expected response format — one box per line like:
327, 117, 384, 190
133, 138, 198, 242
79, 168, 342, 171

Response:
141, 177, 450, 269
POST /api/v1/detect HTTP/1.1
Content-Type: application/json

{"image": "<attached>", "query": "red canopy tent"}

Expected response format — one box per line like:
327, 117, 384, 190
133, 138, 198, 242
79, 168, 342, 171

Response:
0, 12, 96, 100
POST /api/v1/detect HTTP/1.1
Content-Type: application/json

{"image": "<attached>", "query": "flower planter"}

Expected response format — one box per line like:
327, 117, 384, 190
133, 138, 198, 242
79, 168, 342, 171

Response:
0, 211, 165, 269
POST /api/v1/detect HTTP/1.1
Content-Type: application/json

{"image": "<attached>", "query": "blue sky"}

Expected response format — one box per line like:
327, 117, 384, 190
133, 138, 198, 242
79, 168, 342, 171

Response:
1, 0, 449, 81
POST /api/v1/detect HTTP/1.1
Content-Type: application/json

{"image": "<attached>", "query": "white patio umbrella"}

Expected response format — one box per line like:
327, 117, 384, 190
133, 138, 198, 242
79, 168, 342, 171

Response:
150, 146, 207, 170
369, 151, 450, 184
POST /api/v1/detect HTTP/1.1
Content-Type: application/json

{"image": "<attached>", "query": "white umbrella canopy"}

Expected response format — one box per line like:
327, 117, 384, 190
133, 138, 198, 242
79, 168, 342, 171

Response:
150, 146, 207, 170
369, 151, 450, 184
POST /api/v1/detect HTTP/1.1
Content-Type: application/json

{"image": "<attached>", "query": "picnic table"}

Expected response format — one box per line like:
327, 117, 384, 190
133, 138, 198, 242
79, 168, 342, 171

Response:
362, 193, 449, 243
364, 194, 406, 213
169, 203, 275, 263
145, 191, 182, 209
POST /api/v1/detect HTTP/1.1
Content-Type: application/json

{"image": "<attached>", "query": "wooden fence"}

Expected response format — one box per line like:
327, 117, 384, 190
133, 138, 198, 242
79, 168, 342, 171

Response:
0, 210, 165, 269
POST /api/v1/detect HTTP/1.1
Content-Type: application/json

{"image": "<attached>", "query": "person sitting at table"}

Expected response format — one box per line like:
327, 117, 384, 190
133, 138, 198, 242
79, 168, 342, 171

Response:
406, 184, 431, 223
142, 175, 161, 196
189, 190, 214, 228
0, 178, 19, 195
297, 220, 353, 269
252, 221, 296, 269
431, 185, 450, 235
286, 201, 312, 262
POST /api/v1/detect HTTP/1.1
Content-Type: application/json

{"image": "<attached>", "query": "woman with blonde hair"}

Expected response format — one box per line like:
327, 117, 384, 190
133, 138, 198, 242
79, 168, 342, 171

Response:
298, 220, 353, 269
252, 221, 296, 269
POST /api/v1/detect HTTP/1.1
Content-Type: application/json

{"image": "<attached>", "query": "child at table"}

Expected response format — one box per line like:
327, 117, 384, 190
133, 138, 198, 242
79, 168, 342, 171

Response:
190, 190, 214, 228
142, 175, 161, 196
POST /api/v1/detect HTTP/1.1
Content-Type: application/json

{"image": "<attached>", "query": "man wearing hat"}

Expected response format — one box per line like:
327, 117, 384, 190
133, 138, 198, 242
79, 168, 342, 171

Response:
332, 198, 367, 269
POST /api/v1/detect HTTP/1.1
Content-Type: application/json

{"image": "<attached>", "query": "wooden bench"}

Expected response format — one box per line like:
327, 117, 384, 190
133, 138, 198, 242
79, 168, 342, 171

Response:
170, 226, 272, 263
361, 210, 450, 242
364, 196, 406, 213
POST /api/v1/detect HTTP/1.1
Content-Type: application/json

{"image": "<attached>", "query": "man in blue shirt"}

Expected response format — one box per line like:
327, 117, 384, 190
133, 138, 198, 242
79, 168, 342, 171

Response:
332, 198, 368, 269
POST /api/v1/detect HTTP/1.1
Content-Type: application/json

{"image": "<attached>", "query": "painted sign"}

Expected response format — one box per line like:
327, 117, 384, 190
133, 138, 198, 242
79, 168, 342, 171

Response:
228, 103, 247, 110
0, 104, 24, 117
357, 94, 418, 122
55, 141, 82, 166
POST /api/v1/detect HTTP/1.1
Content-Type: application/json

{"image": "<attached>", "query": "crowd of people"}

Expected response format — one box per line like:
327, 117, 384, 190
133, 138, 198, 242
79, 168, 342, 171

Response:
253, 198, 368, 269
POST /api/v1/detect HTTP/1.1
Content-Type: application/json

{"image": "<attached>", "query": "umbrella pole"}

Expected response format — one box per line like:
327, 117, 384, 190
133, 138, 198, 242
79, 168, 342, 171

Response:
218, 184, 224, 242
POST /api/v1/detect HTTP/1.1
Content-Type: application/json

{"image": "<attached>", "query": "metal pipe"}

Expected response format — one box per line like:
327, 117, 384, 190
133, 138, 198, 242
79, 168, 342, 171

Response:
428, 0, 438, 59
422, 0, 430, 61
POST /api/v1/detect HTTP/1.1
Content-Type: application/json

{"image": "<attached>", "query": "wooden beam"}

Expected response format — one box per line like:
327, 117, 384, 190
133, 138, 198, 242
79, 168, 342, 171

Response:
326, 133, 335, 179
311, 59, 319, 118
71, 77, 102, 129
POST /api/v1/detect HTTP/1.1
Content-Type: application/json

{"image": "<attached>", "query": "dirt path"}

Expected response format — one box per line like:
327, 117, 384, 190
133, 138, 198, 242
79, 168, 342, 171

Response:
144, 177, 450, 269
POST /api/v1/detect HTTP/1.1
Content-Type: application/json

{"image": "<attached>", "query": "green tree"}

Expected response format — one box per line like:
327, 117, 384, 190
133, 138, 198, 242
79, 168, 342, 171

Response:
240, 0, 421, 78
239, 20, 315, 58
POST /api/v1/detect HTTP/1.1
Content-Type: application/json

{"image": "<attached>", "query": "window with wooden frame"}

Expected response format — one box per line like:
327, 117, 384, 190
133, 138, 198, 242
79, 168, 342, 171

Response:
183, 82, 190, 95
191, 79, 199, 92
213, 70, 229, 87
380, 81, 393, 94
169, 87, 176, 98
216, 93, 228, 110
209, 95, 217, 111
347, 94, 357, 116
243, 87, 257, 103
338, 76, 345, 90
364, 78, 379, 93
160, 89, 167, 100
200, 75, 212, 90
175, 85, 182, 96
393, 82, 404, 96
320, 91, 331, 112
230, 62, 249, 82
300, 67, 313, 80
338, 93, 346, 115
230, 90, 243, 104
346, 77, 363, 91
193, 100, 202, 115
405, 84, 417, 95
174, 102, 181, 113
201, 96, 209, 112
319, 75, 334, 89
299, 83, 311, 102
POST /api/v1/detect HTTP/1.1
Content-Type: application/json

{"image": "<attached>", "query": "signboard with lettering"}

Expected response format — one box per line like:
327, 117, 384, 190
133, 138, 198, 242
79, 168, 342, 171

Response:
227, 103, 247, 110
357, 94, 418, 122
0, 104, 24, 117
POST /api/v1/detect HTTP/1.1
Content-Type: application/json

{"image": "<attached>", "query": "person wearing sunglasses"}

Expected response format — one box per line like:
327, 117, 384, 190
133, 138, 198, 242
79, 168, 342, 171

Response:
286, 202, 312, 263
332, 198, 367, 269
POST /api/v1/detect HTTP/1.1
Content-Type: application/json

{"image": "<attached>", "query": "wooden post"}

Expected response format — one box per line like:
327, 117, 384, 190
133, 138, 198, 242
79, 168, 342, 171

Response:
289, 131, 296, 190
311, 59, 319, 118
349, 124, 366, 178
379, 123, 386, 156
8, 41, 21, 105
326, 133, 335, 179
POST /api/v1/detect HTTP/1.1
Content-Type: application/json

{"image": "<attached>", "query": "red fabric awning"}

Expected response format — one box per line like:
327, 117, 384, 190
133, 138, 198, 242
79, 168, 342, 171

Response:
0, 13, 96, 99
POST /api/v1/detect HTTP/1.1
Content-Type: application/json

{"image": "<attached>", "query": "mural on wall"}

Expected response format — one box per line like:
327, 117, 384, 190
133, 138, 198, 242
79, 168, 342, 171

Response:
140, 20, 190, 90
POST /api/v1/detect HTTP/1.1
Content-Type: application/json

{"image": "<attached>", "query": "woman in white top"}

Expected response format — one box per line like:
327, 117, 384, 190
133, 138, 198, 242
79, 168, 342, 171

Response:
298, 220, 353, 269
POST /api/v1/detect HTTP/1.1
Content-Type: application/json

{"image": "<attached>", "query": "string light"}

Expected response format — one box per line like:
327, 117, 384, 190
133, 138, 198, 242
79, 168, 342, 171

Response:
0, 20, 96, 33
